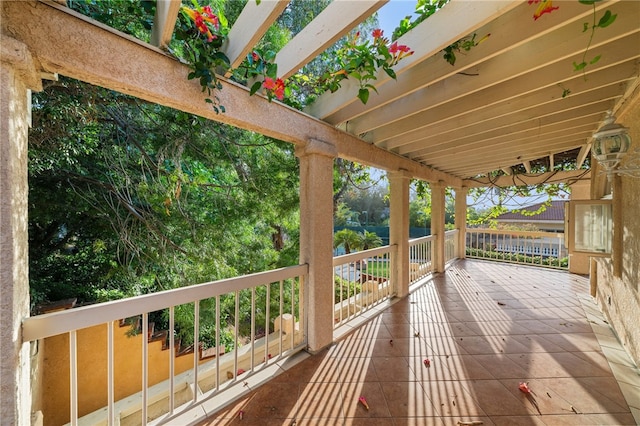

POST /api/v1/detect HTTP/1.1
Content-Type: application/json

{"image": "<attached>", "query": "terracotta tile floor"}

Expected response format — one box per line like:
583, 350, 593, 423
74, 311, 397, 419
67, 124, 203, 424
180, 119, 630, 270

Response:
198, 260, 640, 425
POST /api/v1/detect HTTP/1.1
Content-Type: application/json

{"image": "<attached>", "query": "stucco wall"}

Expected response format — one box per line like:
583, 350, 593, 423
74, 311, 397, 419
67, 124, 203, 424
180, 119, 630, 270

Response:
42, 321, 201, 426
594, 97, 640, 367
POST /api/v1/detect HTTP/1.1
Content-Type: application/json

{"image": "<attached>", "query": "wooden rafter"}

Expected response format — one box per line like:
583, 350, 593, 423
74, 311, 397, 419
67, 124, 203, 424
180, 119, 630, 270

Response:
223, 0, 289, 73
274, 0, 387, 80
150, 0, 182, 49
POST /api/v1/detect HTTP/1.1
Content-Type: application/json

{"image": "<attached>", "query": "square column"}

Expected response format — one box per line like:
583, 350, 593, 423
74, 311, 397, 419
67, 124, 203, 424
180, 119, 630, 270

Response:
1, 35, 41, 425
296, 140, 336, 352
454, 187, 468, 259
388, 170, 411, 297
431, 181, 446, 272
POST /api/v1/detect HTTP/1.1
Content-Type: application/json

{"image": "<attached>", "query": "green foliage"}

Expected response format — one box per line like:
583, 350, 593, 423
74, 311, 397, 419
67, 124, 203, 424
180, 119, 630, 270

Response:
29, 77, 300, 323
466, 248, 568, 269
316, 30, 413, 104
334, 229, 361, 254
334, 276, 361, 302
573, 4, 617, 73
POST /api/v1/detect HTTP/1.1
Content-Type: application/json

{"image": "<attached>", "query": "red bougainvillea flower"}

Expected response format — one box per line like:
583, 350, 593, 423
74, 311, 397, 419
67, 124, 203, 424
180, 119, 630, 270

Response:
372, 28, 384, 39
263, 77, 286, 100
358, 396, 370, 410
182, 5, 220, 42
518, 382, 532, 394
528, 0, 559, 20
423, 358, 431, 367
237, 368, 245, 375
263, 77, 276, 90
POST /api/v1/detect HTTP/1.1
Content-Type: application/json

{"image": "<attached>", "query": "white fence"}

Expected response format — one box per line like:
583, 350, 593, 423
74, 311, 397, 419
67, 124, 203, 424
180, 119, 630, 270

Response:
466, 228, 567, 269
23, 265, 307, 425
333, 245, 396, 327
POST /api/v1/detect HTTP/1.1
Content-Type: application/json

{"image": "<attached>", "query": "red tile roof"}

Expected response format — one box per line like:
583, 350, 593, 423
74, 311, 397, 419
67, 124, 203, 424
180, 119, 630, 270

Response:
496, 200, 565, 222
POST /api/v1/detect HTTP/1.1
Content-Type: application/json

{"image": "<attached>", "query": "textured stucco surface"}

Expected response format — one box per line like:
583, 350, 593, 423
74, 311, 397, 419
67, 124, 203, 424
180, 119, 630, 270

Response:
595, 96, 640, 367
0, 50, 32, 425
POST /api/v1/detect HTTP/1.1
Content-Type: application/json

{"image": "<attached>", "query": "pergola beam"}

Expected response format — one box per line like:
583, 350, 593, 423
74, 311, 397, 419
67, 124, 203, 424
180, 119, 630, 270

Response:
150, 0, 182, 49
223, 0, 289, 73
2, 1, 460, 187
275, 0, 387, 80
463, 169, 591, 188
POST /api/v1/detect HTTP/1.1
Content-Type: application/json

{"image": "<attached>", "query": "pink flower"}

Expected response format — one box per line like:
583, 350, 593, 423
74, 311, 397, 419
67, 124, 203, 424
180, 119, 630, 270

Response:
251, 51, 260, 62
519, 382, 532, 394
372, 29, 384, 39
423, 358, 431, 367
237, 369, 245, 375
358, 396, 370, 410
389, 41, 399, 54
238, 410, 244, 419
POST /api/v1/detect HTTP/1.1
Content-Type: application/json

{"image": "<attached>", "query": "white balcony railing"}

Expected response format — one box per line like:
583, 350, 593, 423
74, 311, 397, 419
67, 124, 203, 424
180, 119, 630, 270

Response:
333, 245, 396, 327
23, 265, 308, 425
445, 229, 459, 263
409, 235, 434, 284
466, 228, 568, 269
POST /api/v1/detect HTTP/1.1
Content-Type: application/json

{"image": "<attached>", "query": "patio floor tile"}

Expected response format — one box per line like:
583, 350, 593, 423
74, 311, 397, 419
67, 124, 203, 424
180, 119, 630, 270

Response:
199, 260, 640, 425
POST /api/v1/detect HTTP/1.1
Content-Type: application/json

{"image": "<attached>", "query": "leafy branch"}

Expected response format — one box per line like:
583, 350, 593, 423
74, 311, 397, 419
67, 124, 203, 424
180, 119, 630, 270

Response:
573, 0, 617, 73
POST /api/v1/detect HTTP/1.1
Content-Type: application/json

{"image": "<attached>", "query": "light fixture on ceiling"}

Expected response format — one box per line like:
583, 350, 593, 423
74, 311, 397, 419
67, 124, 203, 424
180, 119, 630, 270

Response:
591, 111, 640, 178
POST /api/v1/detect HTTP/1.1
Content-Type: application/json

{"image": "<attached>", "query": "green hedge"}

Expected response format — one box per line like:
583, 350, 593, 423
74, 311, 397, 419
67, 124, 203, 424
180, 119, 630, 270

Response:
466, 247, 568, 268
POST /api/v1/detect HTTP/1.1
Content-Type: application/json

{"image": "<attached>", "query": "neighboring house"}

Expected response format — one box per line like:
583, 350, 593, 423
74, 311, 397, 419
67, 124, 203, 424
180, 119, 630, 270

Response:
495, 200, 566, 232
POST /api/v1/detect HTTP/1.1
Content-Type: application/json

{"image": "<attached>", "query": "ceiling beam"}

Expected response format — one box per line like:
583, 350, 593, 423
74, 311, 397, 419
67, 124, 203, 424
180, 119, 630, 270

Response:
405, 100, 615, 159
223, 0, 289, 73
346, 1, 640, 136
3, 1, 461, 187
305, 0, 521, 120
318, 0, 605, 126
463, 169, 591, 188
275, 0, 387, 80
379, 60, 638, 151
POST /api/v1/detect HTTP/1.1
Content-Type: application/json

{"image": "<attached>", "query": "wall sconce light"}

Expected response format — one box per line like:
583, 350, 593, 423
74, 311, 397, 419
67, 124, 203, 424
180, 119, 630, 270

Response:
591, 111, 640, 178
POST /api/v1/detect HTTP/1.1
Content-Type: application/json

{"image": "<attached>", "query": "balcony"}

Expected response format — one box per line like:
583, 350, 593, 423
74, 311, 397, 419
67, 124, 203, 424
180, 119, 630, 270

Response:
23, 230, 639, 425
199, 260, 640, 425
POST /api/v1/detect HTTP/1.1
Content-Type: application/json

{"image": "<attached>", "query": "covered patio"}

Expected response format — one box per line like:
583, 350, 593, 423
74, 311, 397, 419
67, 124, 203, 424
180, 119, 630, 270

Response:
2, 0, 640, 424
200, 260, 640, 425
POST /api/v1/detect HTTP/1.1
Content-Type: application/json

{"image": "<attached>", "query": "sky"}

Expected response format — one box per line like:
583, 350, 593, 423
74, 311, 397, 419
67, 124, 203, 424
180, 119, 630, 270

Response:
376, 0, 418, 37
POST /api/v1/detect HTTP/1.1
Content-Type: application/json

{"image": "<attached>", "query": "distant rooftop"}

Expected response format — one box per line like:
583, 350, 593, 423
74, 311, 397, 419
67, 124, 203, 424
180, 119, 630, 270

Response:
496, 199, 565, 222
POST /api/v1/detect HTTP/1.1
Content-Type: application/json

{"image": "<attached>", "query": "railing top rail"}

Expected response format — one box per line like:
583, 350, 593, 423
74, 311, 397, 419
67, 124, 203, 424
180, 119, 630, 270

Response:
445, 229, 459, 236
408, 235, 434, 245
333, 244, 395, 266
22, 264, 308, 342
466, 228, 564, 238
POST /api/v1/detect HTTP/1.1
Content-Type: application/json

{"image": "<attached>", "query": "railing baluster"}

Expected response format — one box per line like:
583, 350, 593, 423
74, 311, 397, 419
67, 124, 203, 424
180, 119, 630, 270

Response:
251, 287, 256, 370
169, 306, 175, 415
193, 301, 199, 402
107, 322, 114, 426
279, 280, 284, 356
69, 330, 78, 426
234, 291, 239, 380
142, 313, 148, 425
265, 285, 270, 363
215, 295, 221, 392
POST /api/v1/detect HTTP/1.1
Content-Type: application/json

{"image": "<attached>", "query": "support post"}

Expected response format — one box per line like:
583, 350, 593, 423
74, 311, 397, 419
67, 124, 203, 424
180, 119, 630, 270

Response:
296, 139, 336, 352
1, 35, 41, 425
431, 181, 446, 272
455, 187, 468, 259
389, 170, 411, 297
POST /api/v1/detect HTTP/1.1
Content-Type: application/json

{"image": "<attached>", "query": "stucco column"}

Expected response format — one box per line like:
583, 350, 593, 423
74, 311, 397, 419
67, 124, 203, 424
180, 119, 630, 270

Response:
296, 139, 336, 352
454, 187, 468, 259
388, 170, 411, 297
431, 181, 446, 272
1, 35, 41, 425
